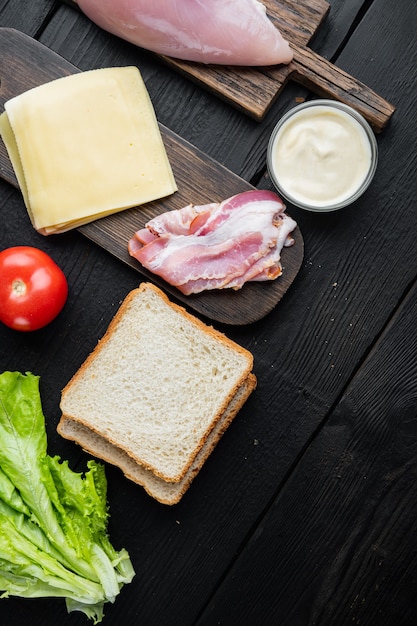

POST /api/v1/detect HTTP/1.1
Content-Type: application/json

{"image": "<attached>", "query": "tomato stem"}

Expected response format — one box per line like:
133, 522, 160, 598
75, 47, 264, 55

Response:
12, 279, 27, 297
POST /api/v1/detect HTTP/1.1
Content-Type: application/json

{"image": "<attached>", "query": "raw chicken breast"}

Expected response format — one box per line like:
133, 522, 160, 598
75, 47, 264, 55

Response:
74, 0, 293, 66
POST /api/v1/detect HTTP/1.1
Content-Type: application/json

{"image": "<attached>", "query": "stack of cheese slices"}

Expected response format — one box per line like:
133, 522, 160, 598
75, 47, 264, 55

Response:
0, 67, 176, 235
58, 283, 256, 505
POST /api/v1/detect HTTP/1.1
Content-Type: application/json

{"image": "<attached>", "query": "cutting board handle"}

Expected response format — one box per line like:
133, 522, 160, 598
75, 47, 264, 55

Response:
289, 43, 395, 133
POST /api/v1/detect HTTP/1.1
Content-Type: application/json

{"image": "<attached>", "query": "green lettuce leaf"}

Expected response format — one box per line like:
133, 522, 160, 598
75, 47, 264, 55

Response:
0, 371, 135, 622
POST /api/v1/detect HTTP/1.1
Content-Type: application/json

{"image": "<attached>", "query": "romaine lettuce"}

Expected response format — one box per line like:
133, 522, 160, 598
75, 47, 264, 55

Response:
0, 371, 135, 622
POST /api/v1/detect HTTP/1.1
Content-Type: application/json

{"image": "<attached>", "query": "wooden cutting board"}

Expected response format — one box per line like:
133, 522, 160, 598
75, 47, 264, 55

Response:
67, 0, 395, 131
0, 27, 303, 326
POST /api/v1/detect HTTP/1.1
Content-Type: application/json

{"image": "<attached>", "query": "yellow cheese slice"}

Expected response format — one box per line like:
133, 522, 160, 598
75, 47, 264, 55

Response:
0, 67, 177, 235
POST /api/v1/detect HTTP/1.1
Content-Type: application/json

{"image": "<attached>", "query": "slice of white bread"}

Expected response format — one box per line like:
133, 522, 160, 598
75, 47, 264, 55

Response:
58, 372, 256, 505
58, 283, 256, 500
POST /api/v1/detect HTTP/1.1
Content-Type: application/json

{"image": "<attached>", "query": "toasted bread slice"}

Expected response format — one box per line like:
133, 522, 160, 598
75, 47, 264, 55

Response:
59, 283, 255, 486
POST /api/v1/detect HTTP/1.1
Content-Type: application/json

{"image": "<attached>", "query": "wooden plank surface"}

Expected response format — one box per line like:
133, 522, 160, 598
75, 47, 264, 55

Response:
0, 0, 416, 625
0, 27, 303, 325
0, 0, 56, 35
199, 281, 417, 625
66, 0, 395, 129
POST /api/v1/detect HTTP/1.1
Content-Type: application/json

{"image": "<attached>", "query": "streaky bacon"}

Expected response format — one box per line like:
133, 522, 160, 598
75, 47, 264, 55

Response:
128, 190, 297, 295
148, 203, 216, 236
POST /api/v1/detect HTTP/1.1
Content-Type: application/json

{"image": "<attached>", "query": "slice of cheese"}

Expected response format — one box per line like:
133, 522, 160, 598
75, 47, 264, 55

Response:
0, 67, 177, 235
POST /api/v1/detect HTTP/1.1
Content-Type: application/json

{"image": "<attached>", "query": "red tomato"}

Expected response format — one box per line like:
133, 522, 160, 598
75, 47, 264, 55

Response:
0, 246, 68, 331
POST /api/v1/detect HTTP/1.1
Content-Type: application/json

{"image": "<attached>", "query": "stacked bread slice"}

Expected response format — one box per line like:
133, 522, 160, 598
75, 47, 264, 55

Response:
58, 283, 256, 504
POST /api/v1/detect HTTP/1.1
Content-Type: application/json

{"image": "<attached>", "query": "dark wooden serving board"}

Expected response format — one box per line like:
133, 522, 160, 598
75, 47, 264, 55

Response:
0, 27, 303, 326
67, 0, 395, 131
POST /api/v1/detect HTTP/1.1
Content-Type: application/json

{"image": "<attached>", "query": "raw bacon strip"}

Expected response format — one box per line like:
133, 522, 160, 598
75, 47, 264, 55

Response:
137, 228, 158, 245
135, 230, 269, 287
128, 190, 296, 295
131, 194, 280, 286
148, 203, 216, 236
175, 209, 297, 293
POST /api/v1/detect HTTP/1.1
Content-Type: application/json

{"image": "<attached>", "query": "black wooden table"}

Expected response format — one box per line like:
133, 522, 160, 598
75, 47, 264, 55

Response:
0, 1, 416, 624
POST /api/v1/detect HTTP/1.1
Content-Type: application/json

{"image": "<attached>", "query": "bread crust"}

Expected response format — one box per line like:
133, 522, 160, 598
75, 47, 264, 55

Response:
59, 283, 255, 486
58, 373, 256, 505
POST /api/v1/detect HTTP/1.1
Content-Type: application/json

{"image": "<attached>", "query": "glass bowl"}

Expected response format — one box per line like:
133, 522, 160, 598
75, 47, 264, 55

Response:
267, 99, 378, 212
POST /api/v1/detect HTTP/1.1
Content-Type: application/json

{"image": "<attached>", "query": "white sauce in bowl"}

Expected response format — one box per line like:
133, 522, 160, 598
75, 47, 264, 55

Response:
267, 101, 378, 211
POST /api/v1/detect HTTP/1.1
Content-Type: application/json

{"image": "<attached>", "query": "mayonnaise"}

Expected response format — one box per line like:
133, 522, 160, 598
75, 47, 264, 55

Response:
267, 101, 377, 211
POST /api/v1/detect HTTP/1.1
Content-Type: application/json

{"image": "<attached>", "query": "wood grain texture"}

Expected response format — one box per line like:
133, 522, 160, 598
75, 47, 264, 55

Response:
0, 1, 416, 625
0, 0, 56, 35
308, 0, 369, 58
280, 42, 396, 131
42, 5, 299, 185
198, 284, 417, 626
66, 0, 394, 128
0, 27, 303, 325
44, 1, 387, 186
